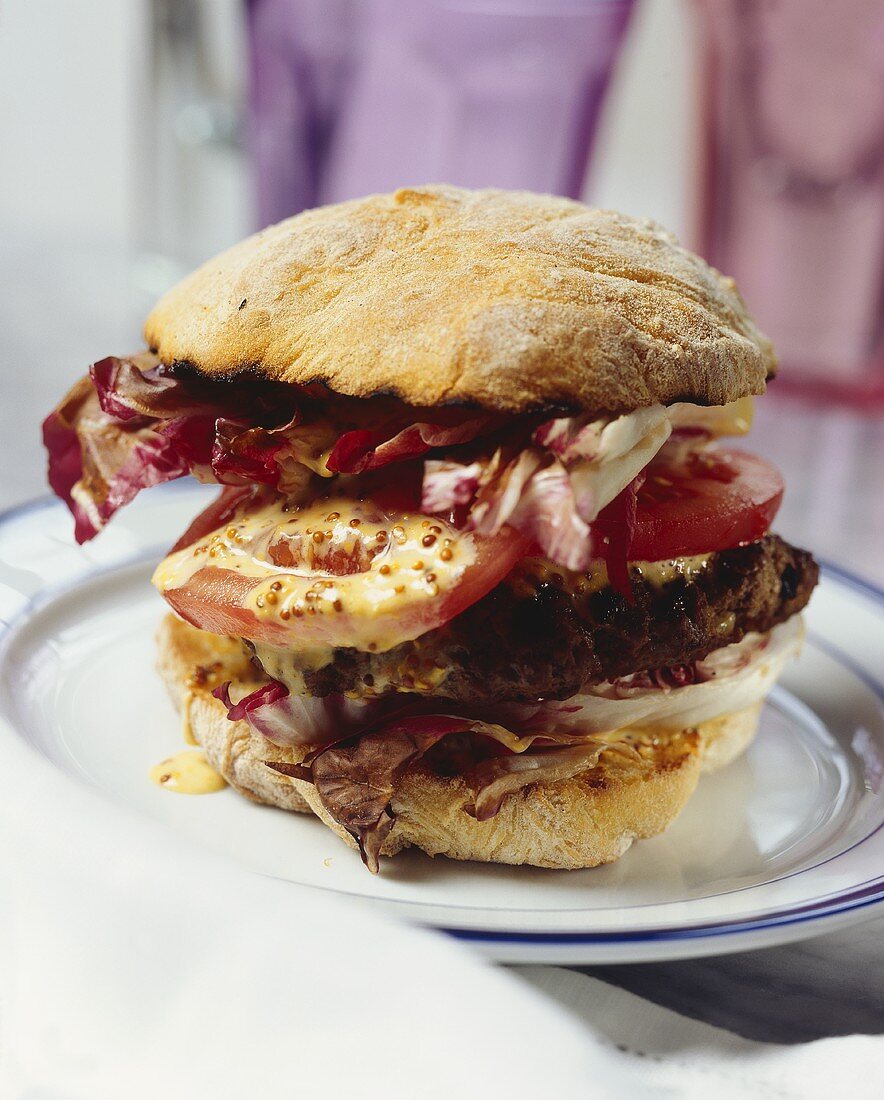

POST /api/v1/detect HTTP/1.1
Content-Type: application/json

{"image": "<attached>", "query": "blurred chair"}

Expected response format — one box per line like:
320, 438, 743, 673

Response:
693, 0, 884, 406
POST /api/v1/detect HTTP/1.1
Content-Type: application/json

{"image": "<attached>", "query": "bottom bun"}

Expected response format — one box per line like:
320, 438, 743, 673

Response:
156, 615, 762, 871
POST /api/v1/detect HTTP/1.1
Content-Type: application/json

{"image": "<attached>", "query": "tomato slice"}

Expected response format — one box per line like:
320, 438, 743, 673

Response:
162, 566, 270, 640
156, 491, 531, 649
610, 447, 784, 561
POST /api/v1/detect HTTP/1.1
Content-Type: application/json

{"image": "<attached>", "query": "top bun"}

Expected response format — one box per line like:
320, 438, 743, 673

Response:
145, 185, 775, 415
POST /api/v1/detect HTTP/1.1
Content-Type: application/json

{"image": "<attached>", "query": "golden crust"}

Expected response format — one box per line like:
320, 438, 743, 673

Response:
144, 186, 775, 415
156, 615, 313, 813
156, 614, 762, 870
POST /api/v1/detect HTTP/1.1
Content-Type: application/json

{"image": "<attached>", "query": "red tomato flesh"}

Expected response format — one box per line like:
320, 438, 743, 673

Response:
161, 494, 531, 649
163, 567, 276, 641
616, 448, 784, 561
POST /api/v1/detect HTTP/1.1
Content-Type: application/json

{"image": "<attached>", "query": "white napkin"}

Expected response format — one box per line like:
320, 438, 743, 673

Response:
0, 734, 618, 1100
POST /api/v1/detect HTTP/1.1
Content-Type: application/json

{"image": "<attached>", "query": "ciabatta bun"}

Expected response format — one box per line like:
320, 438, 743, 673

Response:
157, 614, 762, 870
145, 186, 774, 416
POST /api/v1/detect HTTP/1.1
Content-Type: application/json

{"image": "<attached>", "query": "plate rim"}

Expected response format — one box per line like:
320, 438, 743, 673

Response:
451, 563, 884, 946
2, 489, 884, 955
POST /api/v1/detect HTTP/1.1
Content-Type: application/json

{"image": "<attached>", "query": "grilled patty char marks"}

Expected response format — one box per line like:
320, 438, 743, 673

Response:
253, 535, 817, 704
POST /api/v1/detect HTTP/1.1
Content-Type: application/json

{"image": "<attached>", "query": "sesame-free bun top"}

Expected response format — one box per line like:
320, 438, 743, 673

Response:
144, 185, 775, 414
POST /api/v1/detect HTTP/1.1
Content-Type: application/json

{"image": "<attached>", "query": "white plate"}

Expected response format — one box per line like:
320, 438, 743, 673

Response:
2, 483, 883, 964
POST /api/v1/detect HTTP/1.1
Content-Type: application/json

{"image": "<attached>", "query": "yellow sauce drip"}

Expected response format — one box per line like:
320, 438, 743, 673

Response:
181, 691, 197, 745
149, 751, 226, 795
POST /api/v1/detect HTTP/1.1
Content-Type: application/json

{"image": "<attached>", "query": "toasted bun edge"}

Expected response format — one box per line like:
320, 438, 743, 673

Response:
144, 186, 775, 416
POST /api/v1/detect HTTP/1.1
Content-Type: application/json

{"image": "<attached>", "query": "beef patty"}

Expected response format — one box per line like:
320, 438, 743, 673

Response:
251, 535, 817, 705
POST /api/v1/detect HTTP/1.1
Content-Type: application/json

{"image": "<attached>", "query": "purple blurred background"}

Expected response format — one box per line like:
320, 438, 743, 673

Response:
246, 0, 634, 219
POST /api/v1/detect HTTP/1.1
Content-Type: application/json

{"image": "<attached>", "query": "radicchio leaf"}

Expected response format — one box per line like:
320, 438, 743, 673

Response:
326, 410, 494, 474
210, 414, 303, 487
42, 378, 213, 543
419, 405, 673, 574
499, 457, 593, 572
242, 695, 609, 871
435, 449, 595, 571
263, 760, 314, 782
307, 716, 478, 872
92, 355, 302, 423
532, 415, 606, 463
46, 357, 506, 541
90, 356, 216, 421
421, 459, 484, 512
42, 378, 97, 542
97, 421, 205, 520
212, 678, 385, 751
44, 355, 318, 540
213, 679, 289, 722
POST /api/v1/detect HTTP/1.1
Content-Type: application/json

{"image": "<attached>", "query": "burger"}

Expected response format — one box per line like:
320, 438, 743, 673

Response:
43, 186, 818, 873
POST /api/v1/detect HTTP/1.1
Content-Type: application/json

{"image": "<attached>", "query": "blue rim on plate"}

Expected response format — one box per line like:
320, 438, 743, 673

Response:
445, 563, 884, 947
2, 492, 884, 951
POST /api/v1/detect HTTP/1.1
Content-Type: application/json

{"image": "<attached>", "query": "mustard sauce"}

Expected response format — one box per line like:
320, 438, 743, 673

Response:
510, 552, 713, 599
181, 691, 197, 745
152, 495, 476, 654
149, 751, 227, 795
631, 553, 713, 588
